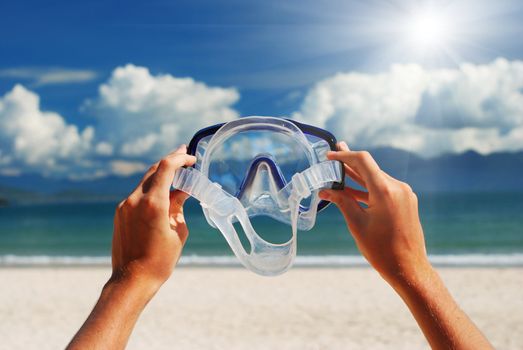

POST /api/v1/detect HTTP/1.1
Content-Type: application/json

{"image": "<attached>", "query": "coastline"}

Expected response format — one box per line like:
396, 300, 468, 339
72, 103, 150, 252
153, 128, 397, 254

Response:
1, 253, 523, 267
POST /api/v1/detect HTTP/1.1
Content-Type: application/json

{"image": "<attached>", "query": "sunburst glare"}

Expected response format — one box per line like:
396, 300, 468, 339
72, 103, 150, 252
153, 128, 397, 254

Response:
404, 10, 453, 52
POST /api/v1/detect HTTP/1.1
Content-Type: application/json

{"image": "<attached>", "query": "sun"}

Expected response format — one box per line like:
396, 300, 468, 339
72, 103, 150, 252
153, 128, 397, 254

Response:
404, 9, 453, 52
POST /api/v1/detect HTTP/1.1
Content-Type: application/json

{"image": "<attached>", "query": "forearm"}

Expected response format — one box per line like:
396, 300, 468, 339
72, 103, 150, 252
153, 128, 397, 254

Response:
390, 265, 493, 350
67, 275, 159, 350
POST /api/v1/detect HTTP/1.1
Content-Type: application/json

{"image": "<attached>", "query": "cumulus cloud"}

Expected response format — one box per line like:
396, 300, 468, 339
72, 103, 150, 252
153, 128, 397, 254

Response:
0, 66, 240, 178
293, 58, 523, 157
109, 160, 147, 176
84, 64, 240, 159
0, 85, 96, 177
0, 67, 98, 87
3, 60, 522, 179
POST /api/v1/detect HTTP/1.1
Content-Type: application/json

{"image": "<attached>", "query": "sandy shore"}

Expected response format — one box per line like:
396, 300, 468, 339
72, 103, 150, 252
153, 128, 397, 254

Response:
0, 267, 521, 349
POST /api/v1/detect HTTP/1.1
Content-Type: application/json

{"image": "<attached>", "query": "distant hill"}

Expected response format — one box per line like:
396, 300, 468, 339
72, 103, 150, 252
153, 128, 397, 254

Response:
0, 174, 142, 204
0, 173, 143, 195
1, 148, 522, 204
369, 148, 523, 192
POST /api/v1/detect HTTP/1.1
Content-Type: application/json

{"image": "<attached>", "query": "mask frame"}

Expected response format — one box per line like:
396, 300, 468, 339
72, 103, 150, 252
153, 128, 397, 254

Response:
173, 117, 345, 275
187, 117, 345, 211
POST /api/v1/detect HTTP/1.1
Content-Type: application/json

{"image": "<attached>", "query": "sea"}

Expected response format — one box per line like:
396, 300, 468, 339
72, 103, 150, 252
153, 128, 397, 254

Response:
1, 192, 523, 267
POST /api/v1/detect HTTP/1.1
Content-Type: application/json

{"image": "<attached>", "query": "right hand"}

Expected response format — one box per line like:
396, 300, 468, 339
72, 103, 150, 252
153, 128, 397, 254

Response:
111, 145, 196, 292
319, 142, 432, 286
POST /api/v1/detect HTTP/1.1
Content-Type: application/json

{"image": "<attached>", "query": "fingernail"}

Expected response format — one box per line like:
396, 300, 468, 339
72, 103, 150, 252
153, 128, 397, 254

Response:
340, 141, 348, 148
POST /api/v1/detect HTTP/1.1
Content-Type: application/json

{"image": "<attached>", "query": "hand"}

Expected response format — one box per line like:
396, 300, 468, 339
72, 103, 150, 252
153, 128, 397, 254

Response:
320, 142, 493, 350
111, 145, 196, 291
68, 145, 196, 350
319, 142, 430, 286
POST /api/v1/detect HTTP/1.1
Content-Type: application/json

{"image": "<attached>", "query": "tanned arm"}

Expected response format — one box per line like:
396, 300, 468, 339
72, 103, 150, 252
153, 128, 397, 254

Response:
320, 142, 493, 350
67, 145, 196, 349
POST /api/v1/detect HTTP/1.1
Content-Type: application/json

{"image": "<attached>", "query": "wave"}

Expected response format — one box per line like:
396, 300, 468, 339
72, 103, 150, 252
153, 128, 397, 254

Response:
1, 254, 523, 267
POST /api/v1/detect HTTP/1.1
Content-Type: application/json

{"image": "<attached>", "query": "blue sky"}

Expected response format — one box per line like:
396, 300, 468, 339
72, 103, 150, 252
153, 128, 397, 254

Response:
1, 0, 523, 178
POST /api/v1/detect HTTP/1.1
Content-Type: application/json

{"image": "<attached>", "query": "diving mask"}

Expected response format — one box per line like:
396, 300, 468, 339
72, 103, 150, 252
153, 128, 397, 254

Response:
172, 117, 344, 275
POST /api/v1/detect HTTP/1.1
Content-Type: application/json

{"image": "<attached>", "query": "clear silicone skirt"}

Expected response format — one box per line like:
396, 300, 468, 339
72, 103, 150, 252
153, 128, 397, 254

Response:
172, 117, 344, 275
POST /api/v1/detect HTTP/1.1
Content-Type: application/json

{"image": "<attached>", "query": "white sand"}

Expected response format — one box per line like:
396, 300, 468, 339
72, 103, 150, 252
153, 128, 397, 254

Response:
0, 267, 521, 349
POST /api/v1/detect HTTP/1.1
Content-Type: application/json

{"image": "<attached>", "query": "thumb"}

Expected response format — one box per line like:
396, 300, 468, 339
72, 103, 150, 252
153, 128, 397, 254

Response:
320, 188, 366, 232
170, 190, 190, 210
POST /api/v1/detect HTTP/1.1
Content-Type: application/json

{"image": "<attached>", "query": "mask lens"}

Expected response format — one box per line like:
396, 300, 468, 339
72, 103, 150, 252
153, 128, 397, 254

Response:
206, 128, 311, 197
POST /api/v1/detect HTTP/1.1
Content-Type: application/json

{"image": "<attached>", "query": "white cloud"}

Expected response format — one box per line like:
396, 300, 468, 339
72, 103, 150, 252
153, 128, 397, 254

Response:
3, 60, 523, 179
0, 66, 241, 178
293, 58, 523, 157
0, 85, 96, 176
0, 67, 98, 87
109, 160, 147, 176
84, 64, 240, 159
95, 141, 114, 156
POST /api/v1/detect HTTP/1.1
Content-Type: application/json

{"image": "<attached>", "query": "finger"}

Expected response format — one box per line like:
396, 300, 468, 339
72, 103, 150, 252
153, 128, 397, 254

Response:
336, 143, 388, 188
323, 186, 368, 204
337, 141, 350, 151
345, 187, 369, 204
131, 145, 190, 196
327, 150, 385, 192
319, 189, 366, 227
335, 142, 367, 188
170, 190, 190, 210
169, 191, 190, 243
343, 164, 366, 188
319, 189, 366, 216
170, 144, 188, 155
149, 154, 197, 197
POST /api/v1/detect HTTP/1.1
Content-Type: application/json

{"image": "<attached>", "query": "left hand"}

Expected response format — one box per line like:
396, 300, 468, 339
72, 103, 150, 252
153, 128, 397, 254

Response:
319, 142, 429, 286
111, 145, 196, 291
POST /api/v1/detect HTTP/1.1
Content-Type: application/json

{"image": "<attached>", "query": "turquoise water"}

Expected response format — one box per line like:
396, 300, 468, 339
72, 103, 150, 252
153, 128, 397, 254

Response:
0, 193, 522, 264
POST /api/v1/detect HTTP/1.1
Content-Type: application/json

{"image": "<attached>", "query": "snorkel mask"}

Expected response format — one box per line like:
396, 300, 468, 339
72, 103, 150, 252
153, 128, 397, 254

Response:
172, 117, 344, 275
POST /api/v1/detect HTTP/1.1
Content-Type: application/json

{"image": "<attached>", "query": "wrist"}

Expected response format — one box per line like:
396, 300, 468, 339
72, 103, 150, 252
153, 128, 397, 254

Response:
106, 267, 163, 305
385, 258, 436, 293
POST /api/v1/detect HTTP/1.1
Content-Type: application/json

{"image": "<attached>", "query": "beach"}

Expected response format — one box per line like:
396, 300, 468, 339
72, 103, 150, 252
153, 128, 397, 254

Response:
0, 267, 521, 349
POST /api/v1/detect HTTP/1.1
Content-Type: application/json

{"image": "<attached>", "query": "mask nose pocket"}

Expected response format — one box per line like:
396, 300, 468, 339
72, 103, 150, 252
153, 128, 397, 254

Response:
237, 154, 289, 215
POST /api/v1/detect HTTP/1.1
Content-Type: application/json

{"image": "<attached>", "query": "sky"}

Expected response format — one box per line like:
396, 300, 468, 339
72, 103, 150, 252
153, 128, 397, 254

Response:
1, 0, 523, 179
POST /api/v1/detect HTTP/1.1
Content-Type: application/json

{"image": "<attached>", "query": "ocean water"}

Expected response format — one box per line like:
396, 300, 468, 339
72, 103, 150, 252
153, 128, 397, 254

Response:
0, 193, 522, 266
